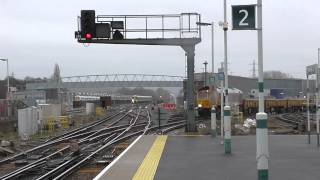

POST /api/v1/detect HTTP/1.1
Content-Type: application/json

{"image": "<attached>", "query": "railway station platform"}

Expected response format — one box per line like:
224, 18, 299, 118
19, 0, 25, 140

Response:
94, 135, 320, 180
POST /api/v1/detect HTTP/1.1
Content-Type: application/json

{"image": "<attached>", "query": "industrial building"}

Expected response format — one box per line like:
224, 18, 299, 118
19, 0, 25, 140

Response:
194, 73, 315, 98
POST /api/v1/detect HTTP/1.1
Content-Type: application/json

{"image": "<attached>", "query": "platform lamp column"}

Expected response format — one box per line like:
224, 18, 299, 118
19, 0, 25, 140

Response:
220, 62, 224, 144
222, 0, 231, 154
256, 0, 269, 179
211, 22, 214, 74
203, 61, 208, 87
195, 21, 214, 75
317, 48, 320, 146
316, 58, 319, 146
307, 74, 310, 144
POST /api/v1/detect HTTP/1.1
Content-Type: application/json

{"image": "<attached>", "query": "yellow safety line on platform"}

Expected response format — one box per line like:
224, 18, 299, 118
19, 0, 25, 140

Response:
132, 135, 168, 180
171, 134, 205, 137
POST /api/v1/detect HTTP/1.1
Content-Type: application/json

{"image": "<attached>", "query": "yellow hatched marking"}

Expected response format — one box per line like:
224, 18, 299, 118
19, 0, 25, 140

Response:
132, 135, 168, 180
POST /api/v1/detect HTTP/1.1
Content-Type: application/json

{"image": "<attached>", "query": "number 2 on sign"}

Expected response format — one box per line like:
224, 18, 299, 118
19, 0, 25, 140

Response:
239, 9, 249, 26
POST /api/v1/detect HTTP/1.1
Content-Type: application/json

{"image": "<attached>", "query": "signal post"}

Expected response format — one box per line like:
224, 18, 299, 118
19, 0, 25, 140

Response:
232, 0, 268, 179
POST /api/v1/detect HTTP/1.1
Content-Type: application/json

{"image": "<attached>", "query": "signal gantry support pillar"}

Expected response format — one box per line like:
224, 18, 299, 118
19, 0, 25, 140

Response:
182, 45, 197, 132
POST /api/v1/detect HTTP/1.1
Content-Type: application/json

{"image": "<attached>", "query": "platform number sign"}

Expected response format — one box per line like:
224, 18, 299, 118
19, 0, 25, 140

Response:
217, 72, 224, 81
232, 5, 256, 30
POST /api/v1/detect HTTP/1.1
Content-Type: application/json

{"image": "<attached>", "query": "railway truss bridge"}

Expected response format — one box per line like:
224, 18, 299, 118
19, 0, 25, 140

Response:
26, 74, 184, 94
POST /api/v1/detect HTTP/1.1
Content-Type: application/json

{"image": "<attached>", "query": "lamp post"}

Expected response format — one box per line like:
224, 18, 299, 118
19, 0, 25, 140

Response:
219, 62, 224, 143
221, 0, 231, 154
203, 61, 208, 87
196, 22, 214, 74
0, 58, 9, 117
316, 48, 320, 147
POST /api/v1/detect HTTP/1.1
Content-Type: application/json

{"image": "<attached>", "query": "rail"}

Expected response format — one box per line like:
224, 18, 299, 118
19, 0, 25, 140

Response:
0, 107, 185, 179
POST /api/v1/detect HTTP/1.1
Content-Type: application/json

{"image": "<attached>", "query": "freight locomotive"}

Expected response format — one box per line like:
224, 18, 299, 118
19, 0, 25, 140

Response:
197, 86, 242, 116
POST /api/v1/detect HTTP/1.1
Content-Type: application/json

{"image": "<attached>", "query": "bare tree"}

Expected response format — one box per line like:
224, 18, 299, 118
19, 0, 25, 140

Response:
263, 71, 293, 79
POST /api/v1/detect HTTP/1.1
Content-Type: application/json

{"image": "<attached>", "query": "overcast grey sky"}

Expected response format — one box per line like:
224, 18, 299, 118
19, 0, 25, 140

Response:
0, 0, 319, 80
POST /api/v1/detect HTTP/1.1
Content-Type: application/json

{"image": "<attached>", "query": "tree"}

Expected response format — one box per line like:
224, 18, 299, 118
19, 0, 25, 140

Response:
263, 71, 293, 79
24, 76, 33, 81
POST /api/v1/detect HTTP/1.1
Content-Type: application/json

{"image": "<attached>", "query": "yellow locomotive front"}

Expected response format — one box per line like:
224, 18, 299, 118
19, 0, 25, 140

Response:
197, 86, 213, 116
196, 86, 243, 117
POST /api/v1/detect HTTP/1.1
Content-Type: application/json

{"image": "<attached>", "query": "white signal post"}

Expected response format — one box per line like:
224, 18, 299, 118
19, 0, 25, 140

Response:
222, 0, 231, 154
317, 48, 320, 146
219, 62, 224, 144
317, 64, 319, 145
231, 0, 268, 178
256, 0, 269, 179
220, 85, 224, 143
220, 81, 224, 144
307, 73, 310, 144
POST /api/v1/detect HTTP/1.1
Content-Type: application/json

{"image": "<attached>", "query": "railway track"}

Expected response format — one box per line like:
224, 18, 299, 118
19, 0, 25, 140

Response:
0, 110, 124, 166
275, 113, 317, 130
0, 106, 186, 179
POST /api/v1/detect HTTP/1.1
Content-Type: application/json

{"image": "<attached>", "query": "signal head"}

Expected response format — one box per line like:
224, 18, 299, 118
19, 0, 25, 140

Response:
85, 33, 92, 39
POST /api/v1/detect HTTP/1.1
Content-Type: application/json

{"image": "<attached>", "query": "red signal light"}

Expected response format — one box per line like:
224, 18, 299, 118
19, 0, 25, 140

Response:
85, 33, 92, 39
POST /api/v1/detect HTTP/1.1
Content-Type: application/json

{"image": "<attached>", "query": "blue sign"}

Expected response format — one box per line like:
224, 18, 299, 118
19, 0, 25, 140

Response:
218, 72, 225, 81
209, 76, 215, 85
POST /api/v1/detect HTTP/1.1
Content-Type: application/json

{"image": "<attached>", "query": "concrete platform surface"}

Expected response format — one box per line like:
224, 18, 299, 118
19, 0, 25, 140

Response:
95, 135, 320, 180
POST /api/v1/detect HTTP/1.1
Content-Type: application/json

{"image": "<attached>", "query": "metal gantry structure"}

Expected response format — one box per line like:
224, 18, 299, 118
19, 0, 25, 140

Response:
62, 74, 184, 83
75, 12, 202, 132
